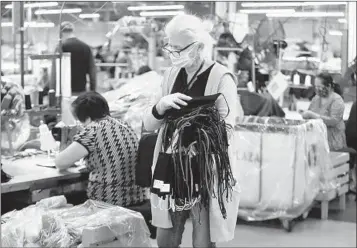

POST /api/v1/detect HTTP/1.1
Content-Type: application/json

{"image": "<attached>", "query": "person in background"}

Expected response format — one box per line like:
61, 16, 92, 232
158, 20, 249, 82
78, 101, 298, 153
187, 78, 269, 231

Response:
302, 72, 346, 151
51, 22, 97, 95
143, 13, 241, 247
95, 45, 106, 71
55, 92, 149, 207
117, 49, 133, 71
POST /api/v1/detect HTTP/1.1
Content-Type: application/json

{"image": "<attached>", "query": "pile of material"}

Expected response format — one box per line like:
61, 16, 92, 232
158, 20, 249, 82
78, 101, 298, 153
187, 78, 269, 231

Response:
1, 196, 151, 247
235, 116, 334, 221
102, 71, 162, 138
1, 79, 31, 153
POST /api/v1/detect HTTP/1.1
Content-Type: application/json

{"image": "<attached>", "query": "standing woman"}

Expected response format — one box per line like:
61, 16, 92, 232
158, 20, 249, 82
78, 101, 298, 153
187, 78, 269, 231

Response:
302, 72, 346, 151
143, 14, 242, 247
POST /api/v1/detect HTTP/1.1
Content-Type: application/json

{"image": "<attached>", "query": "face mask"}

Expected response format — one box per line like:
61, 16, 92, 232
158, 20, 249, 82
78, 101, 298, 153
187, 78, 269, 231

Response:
169, 46, 197, 68
316, 87, 329, 98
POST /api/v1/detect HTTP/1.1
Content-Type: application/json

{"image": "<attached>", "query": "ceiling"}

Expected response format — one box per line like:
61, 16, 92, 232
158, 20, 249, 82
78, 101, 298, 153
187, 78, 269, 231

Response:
1, 1, 214, 23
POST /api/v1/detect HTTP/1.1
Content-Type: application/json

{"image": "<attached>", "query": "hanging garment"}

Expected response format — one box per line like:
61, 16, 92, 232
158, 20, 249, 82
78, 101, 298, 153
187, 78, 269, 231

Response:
135, 133, 158, 187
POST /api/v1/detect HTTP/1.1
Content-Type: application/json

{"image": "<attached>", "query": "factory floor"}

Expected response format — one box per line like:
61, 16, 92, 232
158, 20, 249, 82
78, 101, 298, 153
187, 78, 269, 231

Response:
150, 194, 356, 247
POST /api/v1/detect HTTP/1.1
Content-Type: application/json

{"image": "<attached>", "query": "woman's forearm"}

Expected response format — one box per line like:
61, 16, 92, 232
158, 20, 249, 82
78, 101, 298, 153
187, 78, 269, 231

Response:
318, 114, 340, 127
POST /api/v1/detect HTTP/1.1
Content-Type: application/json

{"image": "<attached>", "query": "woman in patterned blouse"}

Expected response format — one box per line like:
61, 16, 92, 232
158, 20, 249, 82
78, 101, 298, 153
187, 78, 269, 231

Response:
55, 92, 149, 206
302, 72, 347, 151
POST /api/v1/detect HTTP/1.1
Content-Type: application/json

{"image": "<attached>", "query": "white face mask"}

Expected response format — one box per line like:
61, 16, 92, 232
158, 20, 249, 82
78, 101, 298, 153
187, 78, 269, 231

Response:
169, 46, 197, 68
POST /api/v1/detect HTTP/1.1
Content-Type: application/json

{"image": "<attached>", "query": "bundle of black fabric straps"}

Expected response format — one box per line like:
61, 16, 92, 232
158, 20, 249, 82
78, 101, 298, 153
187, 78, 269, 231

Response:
151, 92, 236, 219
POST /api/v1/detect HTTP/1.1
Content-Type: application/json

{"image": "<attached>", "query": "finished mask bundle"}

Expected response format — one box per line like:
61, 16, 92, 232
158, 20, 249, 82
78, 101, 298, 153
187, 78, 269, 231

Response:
151, 94, 235, 219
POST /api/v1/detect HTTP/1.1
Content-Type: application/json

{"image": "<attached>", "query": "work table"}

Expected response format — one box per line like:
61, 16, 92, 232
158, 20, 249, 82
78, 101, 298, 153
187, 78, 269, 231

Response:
1, 155, 88, 203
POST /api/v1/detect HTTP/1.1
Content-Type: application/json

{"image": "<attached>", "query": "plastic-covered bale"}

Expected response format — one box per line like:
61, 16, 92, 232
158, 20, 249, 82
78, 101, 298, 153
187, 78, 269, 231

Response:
235, 116, 333, 220
1, 196, 151, 247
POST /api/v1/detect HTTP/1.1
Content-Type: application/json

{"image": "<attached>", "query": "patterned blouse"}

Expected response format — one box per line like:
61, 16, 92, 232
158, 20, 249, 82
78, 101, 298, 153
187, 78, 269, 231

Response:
73, 116, 149, 207
309, 92, 347, 151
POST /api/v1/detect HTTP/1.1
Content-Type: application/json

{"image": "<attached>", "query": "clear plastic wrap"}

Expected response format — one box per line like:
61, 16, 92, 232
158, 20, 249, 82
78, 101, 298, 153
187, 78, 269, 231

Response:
235, 116, 333, 221
1, 196, 151, 247
103, 71, 162, 138
1, 79, 31, 154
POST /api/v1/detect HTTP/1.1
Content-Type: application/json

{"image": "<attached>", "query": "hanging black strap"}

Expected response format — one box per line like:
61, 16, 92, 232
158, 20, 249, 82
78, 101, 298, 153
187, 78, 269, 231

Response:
180, 60, 205, 94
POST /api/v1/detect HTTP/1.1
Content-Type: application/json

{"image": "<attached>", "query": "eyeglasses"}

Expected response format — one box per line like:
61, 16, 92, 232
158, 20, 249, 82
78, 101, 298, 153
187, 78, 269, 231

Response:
162, 41, 197, 58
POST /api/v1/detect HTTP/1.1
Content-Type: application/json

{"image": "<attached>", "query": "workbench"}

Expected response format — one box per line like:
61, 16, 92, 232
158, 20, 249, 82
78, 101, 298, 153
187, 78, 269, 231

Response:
1, 155, 89, 210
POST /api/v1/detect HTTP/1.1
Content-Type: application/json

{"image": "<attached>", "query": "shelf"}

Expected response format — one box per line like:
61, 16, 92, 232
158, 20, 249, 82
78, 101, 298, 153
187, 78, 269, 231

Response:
24, 108, 61, 116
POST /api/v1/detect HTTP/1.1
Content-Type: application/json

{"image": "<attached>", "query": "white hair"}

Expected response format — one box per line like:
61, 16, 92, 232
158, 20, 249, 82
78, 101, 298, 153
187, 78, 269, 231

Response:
165, 14, 214, 59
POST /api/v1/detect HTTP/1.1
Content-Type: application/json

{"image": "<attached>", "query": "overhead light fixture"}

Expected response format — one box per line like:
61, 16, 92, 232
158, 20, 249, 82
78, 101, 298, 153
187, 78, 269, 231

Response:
140, 11, 184, 17
1, 22, 55, 28
329, 30, 343, 36
1, 22, 12, 27
128, 5, 184, 11
35, 8, 82, 15
305, 1, 347, 6
240, 8, 295, 14
338, 18, 347, 23
242, 2, 302, 7
267, 11, 345, 18
79, 13, 100, 19
242, 2, 347, 7
5, 2, 58, 9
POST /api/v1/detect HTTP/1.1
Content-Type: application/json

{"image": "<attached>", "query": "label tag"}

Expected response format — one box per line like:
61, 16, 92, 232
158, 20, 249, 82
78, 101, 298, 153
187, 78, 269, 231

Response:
195, 184, 199, 192
161, 184, 171, 193
153, 180, 164, 189
247, 81, 255, 92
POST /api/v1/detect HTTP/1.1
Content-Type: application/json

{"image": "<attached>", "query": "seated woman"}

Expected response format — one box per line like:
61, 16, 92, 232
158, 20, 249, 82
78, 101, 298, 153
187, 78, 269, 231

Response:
302, 72, 346, 151
55, 92, 149, 207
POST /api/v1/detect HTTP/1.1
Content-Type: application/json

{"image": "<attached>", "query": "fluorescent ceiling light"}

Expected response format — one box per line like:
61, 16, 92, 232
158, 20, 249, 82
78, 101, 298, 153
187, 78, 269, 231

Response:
1, 22, 55, 28
35, 8, 82, 15
240, 8, 295, 14
5, 2, 58, 9
329, 30, 343, 36
1, 22, 12, 27
242, 2, 303, 7
242, 2, 347, 7
305, 1, 347, 6
338, 18, 347, 23
140, 11, 184, 17
267, 11, 345, 18
128, 5, 184, 11
79, 13, 100, 19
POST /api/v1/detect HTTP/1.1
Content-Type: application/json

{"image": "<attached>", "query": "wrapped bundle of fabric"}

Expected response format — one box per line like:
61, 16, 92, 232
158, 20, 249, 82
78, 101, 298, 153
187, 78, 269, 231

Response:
103, 71, 162, 138
1, 79, 31, 153
235, 116, 332, 221
151, 94, 236, 219
1, 196, 151, 247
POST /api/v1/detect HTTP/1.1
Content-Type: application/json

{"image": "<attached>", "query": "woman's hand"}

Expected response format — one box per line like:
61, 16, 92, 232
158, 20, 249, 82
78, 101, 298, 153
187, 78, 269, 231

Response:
156, 93, 192, 115
302, 110, 319, 119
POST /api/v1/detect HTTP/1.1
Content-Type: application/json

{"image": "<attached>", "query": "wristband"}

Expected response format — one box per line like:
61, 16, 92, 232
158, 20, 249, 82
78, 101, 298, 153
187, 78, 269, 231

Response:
152, 104, 165, 120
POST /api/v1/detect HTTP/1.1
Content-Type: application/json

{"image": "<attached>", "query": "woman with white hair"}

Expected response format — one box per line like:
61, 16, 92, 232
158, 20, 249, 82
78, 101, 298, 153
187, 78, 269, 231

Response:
143, 13, 242, 247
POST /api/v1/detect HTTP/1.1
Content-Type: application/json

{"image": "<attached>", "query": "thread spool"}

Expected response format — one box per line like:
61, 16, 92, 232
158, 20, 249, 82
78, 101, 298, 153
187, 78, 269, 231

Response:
31, 90, 39, 106
305, 75, 312, 87
39, 90, 44, 105
25, 94, 32, 110
49, 90, 56, 107
293, 73, 300, 85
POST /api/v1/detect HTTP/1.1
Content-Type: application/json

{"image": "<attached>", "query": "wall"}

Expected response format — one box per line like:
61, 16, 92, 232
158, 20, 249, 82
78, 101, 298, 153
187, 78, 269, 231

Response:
248, 16, 343, 54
